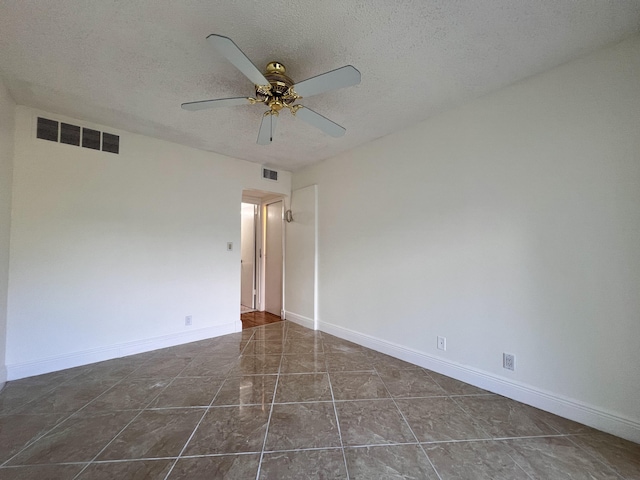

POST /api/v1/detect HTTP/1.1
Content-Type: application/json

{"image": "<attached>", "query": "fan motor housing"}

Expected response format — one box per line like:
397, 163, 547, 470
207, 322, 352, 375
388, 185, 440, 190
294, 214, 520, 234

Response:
256, 62, 296, 106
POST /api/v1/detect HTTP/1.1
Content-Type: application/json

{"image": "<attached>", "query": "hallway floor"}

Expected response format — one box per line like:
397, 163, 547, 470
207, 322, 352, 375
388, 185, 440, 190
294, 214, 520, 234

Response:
240, 310, 282, 329
0, 321, 638, 479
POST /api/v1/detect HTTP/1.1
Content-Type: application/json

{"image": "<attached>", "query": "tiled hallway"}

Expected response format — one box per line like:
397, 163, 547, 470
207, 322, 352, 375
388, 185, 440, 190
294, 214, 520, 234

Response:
0, 321, 638, 479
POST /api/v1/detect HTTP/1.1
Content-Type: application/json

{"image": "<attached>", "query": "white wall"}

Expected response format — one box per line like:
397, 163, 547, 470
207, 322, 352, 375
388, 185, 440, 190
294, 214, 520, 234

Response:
284, 185, 317, 328
293, 35, 640, 441
0, 79, 16, 385
6, 107, 290, 379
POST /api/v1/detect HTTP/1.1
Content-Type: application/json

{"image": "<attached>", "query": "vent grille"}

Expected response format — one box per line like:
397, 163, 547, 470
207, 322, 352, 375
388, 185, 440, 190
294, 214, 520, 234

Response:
262, 168, 278, 181
36, 117, 119, 154
60, 123, 80, 146
82, 128, 100, 150
36, 117, 58, 142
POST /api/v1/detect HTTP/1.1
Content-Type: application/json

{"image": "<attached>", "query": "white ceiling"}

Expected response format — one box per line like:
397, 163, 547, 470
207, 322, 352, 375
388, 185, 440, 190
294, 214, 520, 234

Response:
1, 1, 639, 171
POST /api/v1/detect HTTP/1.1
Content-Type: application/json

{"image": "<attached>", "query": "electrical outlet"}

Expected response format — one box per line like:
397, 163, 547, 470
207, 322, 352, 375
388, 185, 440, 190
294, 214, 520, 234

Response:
185, 315, 192, 326
437, 336, 446, 351
503, 353, 515, 371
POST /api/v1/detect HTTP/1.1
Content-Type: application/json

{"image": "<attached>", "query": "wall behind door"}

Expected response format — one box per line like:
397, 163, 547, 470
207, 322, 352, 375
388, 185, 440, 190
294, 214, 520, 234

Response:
284, 185, 317, 329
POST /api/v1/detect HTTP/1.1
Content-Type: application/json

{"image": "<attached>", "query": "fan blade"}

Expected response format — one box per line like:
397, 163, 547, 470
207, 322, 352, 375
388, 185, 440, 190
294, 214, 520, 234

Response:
295, 106, 346, 137
181, 97, 252, 111
257, 113, 278, 145
292, 65, 361, 98
207, 34, 269, 86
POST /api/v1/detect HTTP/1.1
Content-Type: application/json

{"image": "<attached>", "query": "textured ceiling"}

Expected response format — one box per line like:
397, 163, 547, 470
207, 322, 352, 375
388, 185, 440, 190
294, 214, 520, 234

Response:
1, 1, 639, 171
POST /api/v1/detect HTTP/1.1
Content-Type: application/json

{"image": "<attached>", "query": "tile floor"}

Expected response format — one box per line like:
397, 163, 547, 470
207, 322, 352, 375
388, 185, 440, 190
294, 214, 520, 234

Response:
0, 321, 638, 479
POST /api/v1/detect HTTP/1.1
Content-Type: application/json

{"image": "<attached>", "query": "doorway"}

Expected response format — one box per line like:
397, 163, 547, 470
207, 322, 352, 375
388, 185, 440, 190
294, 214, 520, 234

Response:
240, 190, 285, 329
240, 203, 257, 313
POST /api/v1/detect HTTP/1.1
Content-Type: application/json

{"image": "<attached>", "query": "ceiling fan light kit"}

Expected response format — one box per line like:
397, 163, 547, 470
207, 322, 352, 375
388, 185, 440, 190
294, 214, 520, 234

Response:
181, 34, 361, 145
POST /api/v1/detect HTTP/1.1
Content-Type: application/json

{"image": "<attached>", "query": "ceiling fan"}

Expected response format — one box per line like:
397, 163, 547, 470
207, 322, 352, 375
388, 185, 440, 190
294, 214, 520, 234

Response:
181, 35, 361, 145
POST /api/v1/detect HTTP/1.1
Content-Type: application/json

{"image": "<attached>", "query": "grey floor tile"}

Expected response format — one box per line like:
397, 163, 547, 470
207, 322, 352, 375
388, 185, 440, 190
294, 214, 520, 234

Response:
0, 464, 86, 479
280, 353, 327, 373
0, 380, 59, 415
453, 395, 559, 438
12, 379, 115, 415
71, 362, 141, 384
423, 440, 531, 479
569, 432, 640, 479
276, 373, 333, 402
83, 378, 172, 411
335, 399, 416, 446
148, 377, 223, 408
128, 357, 193, 378
169, 454, 261, 479
260, 449, 347, 479
183, 405, 270, 455
377, 368, 447, 398
266, 402, 341, 451
7, 410, 139, 465
179, 356, 239, 378
283, 338, 324, 355
325, 353, 375, 372
323, 340, 368, 355
2, 320, 637, 480
425, 370, 490, 396
529, 409, 597, 435
242, 341, 285, 355
506, 437, 622, 479
207, 343, 248, 358
0, 413, 66, 463
367, 353, 421, 371
329, 372, 390, 400
251, 327, 287, 343
213, 375, 277, 406
229, 354, 282, 376
345, 444, 439, 479
77, 459, 174, 479
395, 397, 490, 442
97, 408, 204, 460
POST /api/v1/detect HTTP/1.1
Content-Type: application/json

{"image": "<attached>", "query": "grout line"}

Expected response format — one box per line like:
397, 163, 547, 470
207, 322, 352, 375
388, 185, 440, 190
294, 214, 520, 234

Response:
448, 395, 495, 440
4, 322, 631, 479
562, 435, 629, 479
0, 357, 157, 469
162, 333, 263, 480
254, 341, 285, 480
375, 373, 444, 480
70, 357, 200, 480
161, 376, 229, 480
325, 360, 350, 480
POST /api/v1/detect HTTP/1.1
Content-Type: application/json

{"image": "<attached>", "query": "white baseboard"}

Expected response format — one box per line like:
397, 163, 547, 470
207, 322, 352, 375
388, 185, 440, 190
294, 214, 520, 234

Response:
0, 365, 7, 391
284, 311, 315, 330
319, 320, 640, 444
6, 322, 238, 381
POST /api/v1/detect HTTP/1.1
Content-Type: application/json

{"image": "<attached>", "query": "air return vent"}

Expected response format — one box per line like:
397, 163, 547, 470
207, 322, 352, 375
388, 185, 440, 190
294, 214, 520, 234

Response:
60, 123, 81, 146
36, 117, 58, 142
36, 117, 119, 154
262, 167, 278, 182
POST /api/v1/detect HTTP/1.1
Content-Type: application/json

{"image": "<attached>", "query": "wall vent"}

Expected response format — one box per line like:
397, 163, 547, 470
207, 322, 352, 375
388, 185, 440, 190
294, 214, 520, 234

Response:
262, 167, 278, 182
36, 116, 120, 154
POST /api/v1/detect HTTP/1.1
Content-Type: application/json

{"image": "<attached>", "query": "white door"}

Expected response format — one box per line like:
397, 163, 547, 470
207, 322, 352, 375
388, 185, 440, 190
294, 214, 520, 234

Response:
240, 203, 256, 308
265, 200, 283, 317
